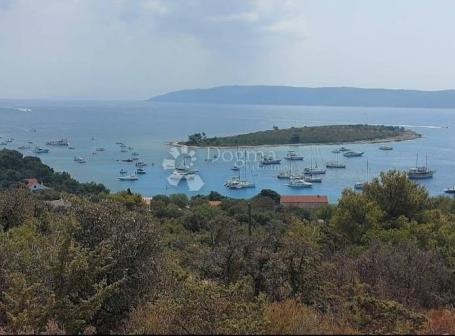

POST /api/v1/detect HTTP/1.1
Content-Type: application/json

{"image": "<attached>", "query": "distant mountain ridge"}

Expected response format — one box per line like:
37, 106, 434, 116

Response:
150, 85, 455, 108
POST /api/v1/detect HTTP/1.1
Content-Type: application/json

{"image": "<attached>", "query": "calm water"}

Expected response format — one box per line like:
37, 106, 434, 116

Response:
1, 100, 454, 202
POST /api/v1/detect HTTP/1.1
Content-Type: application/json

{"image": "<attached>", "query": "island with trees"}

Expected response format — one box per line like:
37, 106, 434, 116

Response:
182, 124, 421, 147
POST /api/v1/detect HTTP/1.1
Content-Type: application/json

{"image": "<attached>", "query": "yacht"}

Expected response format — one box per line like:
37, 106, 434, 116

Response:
135, 161, 147, 167
225, 150, 255, 189
326, 161, 346, 168
74, 156, 86, 163
304, 167, 326, 175
284, 151, 304, 160
379, 145, 393, 151
169, 169, 195, 180
260, 156, 281, 165
444, 187, 455, 194
408, 166, 434, 179
118, 174, 139, 181
224, 176, 255, 189
136, 168, 146, 175
46, 138, 69, 146
33, 146, 49, 154
132, 152, 140, 156
304, 174, 322, 183
326, 152, 346, 168
122, 158, 134, 163
120, 169, 128, 175
286, 178, 312, 188
407, 154, 435, 180
343, 151, 364, 158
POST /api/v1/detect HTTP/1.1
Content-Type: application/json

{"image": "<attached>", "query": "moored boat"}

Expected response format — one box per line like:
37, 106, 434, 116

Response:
284, 151, 304, 160
407, 154, 435, 180
343, 151, 364, 157
136, 168, 146, 175
379, 145, 393, 150
286, 178, 312, 188
46, 138, 69, 146
444, 187, 455, 194
260, 156, 281, 165
117, 174, 139, 181
33, 146, 49, 154
74, 156, 86, 163
326, 161, 346, 168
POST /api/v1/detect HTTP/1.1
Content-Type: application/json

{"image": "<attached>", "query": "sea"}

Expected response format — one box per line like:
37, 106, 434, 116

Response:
1, 100, 454, 203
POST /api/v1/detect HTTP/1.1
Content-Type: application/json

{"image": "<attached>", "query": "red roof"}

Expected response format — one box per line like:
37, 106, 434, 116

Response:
280, 195, 328, 204
25, 178, 40, 188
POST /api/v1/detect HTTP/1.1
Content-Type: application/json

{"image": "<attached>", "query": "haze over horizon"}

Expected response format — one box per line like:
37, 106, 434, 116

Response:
1, 0, 455, 100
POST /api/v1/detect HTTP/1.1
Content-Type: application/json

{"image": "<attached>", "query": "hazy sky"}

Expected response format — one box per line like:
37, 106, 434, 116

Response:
1, 0, 454, 99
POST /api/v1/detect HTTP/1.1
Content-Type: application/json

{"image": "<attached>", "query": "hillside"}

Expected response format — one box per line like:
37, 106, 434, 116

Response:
150, 85, 455, 108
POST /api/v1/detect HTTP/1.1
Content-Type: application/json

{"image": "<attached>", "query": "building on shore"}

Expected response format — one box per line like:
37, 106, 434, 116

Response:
24, 178, 48, 192
280, 195, 328, 208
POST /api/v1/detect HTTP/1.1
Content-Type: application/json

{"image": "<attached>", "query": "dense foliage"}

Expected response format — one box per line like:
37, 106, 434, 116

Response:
0, 149, 108, 195
184, 124, 420, 146
0, 151, 454, 334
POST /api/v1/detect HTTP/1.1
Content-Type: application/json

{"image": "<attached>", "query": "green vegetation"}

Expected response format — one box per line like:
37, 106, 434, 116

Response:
0, 149, 108, 196
184, 124, 420, 146
0, 150, 455, 334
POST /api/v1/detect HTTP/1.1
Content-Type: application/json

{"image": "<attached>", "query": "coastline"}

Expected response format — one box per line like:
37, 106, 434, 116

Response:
168, 131, 422, 149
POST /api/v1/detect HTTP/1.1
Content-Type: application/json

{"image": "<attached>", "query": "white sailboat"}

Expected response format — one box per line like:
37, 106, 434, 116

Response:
225, 150, 255, 189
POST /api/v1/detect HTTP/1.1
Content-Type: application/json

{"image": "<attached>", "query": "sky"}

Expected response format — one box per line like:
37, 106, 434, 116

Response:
0, 0, 454, 99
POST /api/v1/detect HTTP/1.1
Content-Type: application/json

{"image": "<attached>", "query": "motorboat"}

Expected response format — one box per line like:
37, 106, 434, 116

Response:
224, 176, 255, 189
444, 187, 455, 194
117, 174, 138, 181
286, 178, 312, 188
304, 167, 326, 175
326, 161, 346, 168
46, 138, 69, 146
339, 147, 350, 152
379, 145, 393, 151
68, 146, 76, 150
343, 151, 364, 158
331, 149, 341, 154
74, 156, 86, 163
33, 146, 49, 154
122, 158, 134, 163
132, 152, 140, 156
96, 147, 105, 152
136, 168, 146, 175
284, 150, 304, 160
260, 156, 281, 165
0, 141, 8, 146
304, 174, 322, 183
120, 169, 127, 175
231, 165, 240, 171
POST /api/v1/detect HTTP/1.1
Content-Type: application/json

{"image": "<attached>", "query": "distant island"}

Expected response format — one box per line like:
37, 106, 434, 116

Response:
150, 85, 455, 109
181, 124, 421, 147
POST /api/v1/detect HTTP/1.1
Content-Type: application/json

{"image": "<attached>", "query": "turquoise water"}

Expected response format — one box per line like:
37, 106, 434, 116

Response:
1, 100, 454, 202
